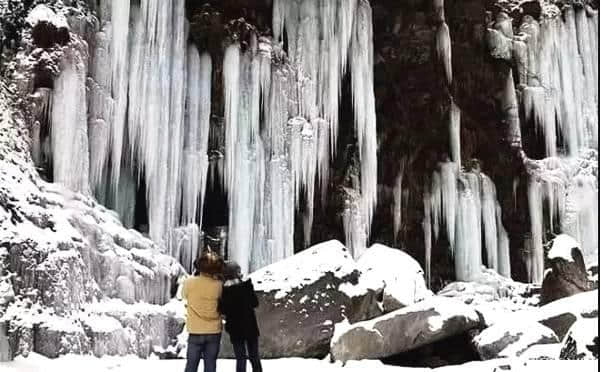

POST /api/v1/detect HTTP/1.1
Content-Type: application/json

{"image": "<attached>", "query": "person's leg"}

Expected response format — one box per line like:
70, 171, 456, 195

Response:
184, 335, 205, 372
203, 333, 221, 372
231, 338, 248, 372
246, 337, 262, 372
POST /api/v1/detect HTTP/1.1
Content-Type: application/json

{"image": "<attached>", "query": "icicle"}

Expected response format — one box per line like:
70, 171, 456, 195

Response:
496, 203, 511, 278
431, 171, 442, 240
392, 157, 407, 242
343, 189, 367, 258
52, 46, 90, 195
455, 181, 482, 281
440, 161, 457, 254
449, 101, 461, 169
223, 43, 241, 194
481, 174, 499, 271
351, 0, 378, 237
435, 22, 452, 86
109, 0, 130, 193
423, 187, 432, 288
527, 178, 544, 284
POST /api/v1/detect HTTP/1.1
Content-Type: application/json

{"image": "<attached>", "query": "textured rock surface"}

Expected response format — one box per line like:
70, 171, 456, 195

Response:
330, 296, 481, 362
472, 318, 558, 359
559, 317, 599, 360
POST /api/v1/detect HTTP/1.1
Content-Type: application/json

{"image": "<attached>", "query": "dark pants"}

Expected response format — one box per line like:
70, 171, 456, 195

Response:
184, 333, 221, 372
232, 337, 262, 372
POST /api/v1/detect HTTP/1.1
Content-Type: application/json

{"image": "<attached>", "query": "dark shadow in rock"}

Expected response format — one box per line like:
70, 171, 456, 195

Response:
380, 331, 480, 368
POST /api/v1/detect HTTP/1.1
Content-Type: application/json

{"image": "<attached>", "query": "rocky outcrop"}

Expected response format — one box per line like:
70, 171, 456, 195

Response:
472, 318, 558, 359
559, 318, 598, 360
357, 244, 432, 313
541, 234, 593, 304
221, 240, 382, 359
330, 296, 481, 362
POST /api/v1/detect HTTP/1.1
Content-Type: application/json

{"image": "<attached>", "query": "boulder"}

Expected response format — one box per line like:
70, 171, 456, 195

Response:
330, 296, 481, 362
81, 314, 131, 357
357, 244, 432, 313
518, 343, 561, 360
535, 290, 598, 340
33, 317, 90, 358
472, 318, 558, 359
559, 318, 598, 360
222, 240, 382, 359
541, 234, 592, 305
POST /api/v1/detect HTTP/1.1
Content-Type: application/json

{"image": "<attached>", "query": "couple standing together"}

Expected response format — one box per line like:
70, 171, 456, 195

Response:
182, 250, 263, 372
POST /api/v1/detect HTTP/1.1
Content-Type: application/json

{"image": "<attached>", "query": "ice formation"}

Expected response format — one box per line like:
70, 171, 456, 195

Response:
423, 162, 512, 282
519, 9, 598, 157
273, 0, 378, 255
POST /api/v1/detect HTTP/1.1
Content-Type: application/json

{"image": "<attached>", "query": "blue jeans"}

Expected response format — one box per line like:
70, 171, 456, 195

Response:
184, 333, 221, 372
232, 337, 262, 372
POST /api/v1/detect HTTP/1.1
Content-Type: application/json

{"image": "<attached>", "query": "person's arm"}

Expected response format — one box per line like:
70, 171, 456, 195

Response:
182, 280, 188, 301
249, 281, 259, 308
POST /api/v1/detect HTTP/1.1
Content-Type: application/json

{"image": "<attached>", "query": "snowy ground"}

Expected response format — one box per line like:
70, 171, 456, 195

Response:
2, 354, 598, 372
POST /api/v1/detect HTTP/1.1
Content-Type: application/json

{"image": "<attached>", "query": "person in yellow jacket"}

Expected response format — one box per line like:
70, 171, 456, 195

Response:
183, 250, 224, 372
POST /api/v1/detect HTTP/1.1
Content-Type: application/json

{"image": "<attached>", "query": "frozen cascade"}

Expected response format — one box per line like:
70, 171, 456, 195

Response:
527, 178, 544, 284
434, 22, 452, 87
423, 161, 512, 281
51, 46, 90, 195
273, 0, 378, 251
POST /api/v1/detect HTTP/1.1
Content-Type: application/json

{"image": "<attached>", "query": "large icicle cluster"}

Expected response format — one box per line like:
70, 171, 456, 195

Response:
272, 0, 378, 256
33, 1, 213, 274
517, 9, 598, 157
423, 162, 511, 282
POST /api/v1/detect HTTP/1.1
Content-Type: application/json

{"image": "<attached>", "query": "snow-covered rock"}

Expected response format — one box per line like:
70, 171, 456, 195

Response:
220, 240, 382, 358
438, 268, 538, 327
472, 318, 558, 359
559, 318, 598, 360
535, 290, 598, 340
0, 82, 185, 360
541, 234, 592, 304
357, 244, 432, 312
518, 343, 562, 360
330, 296, 481, 362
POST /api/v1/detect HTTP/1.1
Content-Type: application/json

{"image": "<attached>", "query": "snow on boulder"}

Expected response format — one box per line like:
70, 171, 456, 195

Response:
357, 244, 432, 312
559, 318, 598, 360
330, 296, 481, 362
220, 240, 382, 358
32, 315, 89, 359
541, 234, 593, 304
472, 318, 558, 359
25, 5, 70, 48
438, 268, 538, 327
535, 290, 598, 340
518, 343, 562, 360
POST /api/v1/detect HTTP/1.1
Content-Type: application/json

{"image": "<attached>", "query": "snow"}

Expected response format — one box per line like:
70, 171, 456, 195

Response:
6, 352, 598, 372
26, 5, 69, 29
473, 319, 557, 358
561, 317, 598, 360
357, 244, 432, 308
548, 234, 578, 262
250, 240, 361, 299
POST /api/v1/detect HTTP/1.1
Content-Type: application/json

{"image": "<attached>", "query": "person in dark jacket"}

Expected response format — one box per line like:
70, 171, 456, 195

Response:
219, 261, 262, 372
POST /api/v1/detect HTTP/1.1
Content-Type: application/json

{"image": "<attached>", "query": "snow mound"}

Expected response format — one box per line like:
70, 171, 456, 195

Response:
548, 234, 578, 262
357, 244, 432, 311
26, 5, 69, 29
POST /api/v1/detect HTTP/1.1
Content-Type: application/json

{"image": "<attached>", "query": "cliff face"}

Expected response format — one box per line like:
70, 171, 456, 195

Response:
0, 0, 597, 360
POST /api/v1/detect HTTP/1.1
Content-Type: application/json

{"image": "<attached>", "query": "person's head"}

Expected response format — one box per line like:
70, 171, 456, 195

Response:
223, 261, 242, 281
194, 249, 224, 278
